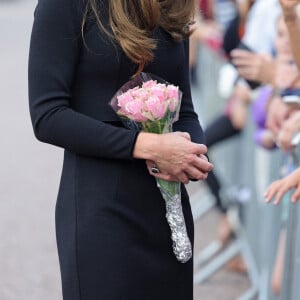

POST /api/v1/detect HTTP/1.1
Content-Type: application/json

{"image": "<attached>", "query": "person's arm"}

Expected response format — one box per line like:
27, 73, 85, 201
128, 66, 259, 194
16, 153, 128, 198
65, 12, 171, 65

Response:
29, 0, 139, 160
281, 0, 300, 70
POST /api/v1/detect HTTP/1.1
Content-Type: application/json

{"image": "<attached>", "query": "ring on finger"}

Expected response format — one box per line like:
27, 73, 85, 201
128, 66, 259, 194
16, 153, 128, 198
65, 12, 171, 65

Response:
151, 164, 160, 174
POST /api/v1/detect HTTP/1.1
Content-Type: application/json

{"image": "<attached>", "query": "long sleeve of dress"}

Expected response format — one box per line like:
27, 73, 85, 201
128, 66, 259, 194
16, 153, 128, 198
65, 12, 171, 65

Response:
28, 0, 139, 160
173, 39, 206, 145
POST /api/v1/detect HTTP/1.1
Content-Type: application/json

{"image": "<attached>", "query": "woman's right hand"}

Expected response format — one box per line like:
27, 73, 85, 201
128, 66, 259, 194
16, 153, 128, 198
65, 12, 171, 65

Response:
133, 131, 213, 184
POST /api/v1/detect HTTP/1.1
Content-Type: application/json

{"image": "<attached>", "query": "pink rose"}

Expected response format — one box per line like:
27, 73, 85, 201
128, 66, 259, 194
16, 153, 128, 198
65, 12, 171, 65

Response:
117, 94, 134, 116
150, 84, 167, 102
166, 85, 179, 112
117, 91, 134, 108
145, 95, 168, 120
168, 98, 179, 112
142, 80, 157, 89
132, 88, 150, 102
124, 99, 147, 122
166, 85, 179, 100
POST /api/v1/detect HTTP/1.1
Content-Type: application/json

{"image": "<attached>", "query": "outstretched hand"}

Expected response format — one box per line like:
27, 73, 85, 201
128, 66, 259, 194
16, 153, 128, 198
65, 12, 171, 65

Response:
265, 167, 300, 205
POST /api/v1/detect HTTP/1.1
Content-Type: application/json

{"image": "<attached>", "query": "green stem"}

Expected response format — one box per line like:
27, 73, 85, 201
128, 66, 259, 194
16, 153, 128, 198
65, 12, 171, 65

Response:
157, 120, 162, 134
157, 178, 180, 198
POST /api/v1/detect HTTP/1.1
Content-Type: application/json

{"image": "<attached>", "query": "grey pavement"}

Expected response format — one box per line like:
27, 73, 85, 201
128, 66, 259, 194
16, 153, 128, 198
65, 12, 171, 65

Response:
1, 1, 62, 299
0, 1, 250, 299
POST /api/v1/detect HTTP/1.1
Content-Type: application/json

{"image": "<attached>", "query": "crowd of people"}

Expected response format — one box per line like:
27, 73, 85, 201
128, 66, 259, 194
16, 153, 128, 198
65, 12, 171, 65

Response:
191, 0, 300, 296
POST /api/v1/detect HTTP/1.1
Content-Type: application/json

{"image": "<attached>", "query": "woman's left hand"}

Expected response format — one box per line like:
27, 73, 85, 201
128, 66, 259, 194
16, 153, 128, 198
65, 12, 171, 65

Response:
146, 154, 210, 183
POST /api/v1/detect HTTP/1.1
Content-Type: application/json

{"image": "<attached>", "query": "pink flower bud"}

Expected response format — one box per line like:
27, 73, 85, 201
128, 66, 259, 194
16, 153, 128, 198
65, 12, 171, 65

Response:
132, 88, 149, 102
150, 85, 167, 102
166, 85, 179, 100
142, 80, 157, 89
145, 95, 168, 120
166, 85, 179, 112
124, 99, 147, 122
117, 91, 134, 108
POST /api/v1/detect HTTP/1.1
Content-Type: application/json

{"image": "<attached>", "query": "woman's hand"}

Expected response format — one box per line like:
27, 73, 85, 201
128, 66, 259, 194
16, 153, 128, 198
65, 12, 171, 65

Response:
280, 0, 299, 25
146, 154, 211, 184
265, 167, 300, 204
266, 96, 290, 136
277, 110, 300, 151
231, 50, 275, 84
275, 62, 299, 90
280, 0, 300, 14
133, 131, 213, 184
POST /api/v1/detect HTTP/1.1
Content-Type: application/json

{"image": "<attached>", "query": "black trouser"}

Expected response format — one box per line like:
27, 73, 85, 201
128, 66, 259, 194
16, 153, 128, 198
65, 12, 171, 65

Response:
205, 115, 241, 213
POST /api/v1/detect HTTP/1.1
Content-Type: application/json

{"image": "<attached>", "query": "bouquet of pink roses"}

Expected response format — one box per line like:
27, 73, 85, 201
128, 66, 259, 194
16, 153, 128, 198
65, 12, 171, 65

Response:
110, 72, 192, 263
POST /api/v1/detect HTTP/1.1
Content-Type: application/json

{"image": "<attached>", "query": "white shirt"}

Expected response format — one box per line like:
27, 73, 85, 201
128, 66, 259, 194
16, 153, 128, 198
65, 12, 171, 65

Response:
242, 0, 281, 54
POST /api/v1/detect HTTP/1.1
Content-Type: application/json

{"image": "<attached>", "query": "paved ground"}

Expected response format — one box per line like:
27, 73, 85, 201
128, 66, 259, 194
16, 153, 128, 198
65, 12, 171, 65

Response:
188, 182, 251, 300
0, 1, 250, 299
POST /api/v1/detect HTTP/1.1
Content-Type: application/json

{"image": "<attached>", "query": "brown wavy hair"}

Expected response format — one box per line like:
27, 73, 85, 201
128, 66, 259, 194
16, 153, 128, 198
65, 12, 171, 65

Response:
82, 0, 196, 74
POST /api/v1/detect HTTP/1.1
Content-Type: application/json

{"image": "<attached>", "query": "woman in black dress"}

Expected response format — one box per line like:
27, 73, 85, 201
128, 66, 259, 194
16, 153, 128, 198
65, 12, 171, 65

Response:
28, 0, 213, 299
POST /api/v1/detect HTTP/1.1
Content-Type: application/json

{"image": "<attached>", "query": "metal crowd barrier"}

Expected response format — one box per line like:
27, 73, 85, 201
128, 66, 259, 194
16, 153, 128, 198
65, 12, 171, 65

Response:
280, 149, 300, 300
190, 44, 300, 300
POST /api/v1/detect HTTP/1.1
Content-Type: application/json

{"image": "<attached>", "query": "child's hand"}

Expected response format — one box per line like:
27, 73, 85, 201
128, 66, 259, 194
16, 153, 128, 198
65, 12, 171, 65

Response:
265, 167, 300, 204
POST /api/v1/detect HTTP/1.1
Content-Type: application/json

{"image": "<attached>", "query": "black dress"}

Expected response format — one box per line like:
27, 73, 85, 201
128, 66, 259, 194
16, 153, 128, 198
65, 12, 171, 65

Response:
28, 0, 205, 299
